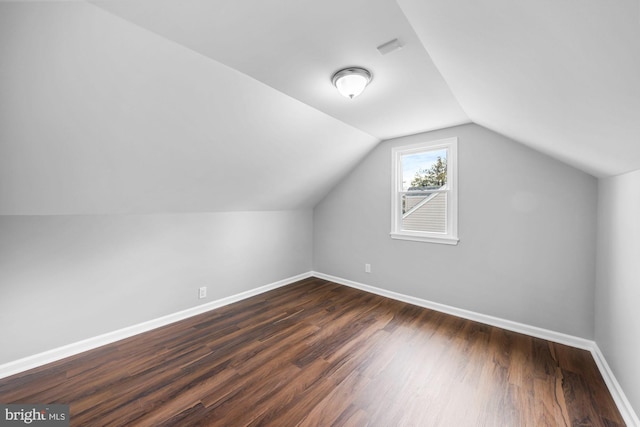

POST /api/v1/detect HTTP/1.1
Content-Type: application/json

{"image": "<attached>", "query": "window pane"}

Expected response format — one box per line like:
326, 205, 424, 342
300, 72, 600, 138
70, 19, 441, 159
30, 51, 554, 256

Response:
402, 191, 447, 233
391, 137, 457, 244
401, 148, 447, 191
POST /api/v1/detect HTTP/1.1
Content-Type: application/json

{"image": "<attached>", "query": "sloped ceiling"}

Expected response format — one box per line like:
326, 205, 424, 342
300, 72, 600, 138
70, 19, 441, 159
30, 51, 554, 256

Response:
0, 2, 381, 214
397, 0, 640, 177
1, 0, 639, 215
89, 0, 470, 140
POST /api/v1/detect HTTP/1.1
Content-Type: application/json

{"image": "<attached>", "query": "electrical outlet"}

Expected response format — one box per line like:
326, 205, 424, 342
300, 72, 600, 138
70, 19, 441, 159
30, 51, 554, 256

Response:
199, 286, 207, 299
365, 263, 371, 273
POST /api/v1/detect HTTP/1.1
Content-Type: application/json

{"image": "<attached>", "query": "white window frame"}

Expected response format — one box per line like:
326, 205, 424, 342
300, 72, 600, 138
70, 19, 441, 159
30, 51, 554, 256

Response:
390, 137, 459, 245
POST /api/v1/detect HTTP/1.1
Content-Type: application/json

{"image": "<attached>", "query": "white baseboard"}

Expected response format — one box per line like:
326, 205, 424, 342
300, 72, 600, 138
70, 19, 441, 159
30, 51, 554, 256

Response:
2, 271, 637, 426
312, 271, 639, 427
591, 344, 640, 427
313, 272, 592, 349
0, 271, 313, 380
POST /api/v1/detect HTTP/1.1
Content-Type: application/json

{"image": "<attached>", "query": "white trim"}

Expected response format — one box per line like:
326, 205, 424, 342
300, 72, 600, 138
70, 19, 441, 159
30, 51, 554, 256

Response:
391, 137, 458, 245
2, 271, 637, 426
390, 232, 459, 245
313, 272, 591, 349
591, 344, 640, 427
0, 271, 313, 380
312, 271, 639, 426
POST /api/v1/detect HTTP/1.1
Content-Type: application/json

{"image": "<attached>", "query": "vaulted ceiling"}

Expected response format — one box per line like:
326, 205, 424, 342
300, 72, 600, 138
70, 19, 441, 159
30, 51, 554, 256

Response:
398, 0, 640, 178
1, 0, 638, 214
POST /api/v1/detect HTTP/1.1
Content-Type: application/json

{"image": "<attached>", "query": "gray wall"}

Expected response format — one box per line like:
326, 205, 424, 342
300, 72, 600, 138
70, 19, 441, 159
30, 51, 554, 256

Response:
596, 169, 640, 416
314, 123, 597, 338
0, 210, 312, 364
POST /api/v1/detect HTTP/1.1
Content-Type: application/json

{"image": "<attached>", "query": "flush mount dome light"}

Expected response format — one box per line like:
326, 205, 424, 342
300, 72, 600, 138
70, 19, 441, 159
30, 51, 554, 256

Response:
331, 67, 372, 99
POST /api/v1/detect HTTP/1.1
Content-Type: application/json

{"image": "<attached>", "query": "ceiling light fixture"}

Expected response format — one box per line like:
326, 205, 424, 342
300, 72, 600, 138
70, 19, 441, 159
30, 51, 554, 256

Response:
331, 67, 372, 99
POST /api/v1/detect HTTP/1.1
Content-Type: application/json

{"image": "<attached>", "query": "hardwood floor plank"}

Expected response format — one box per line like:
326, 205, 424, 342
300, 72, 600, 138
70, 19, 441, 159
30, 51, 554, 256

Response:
0, 278, 625, 426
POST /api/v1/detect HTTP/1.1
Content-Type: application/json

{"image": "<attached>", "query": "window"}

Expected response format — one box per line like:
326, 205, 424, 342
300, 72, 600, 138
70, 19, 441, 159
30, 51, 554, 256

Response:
391, 137, 458, 245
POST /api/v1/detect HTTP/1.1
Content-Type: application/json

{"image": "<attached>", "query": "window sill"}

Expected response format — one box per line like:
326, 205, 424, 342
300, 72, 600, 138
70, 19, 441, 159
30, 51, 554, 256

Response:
390, 232, 459, 246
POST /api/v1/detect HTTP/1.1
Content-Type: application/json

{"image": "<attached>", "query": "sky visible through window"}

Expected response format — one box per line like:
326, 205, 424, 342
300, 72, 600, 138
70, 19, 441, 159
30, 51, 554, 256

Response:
401, 148, 447, 191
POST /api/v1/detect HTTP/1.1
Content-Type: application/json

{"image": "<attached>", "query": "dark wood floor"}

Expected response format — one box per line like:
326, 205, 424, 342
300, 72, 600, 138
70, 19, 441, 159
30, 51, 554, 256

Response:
0, 277, 624, 426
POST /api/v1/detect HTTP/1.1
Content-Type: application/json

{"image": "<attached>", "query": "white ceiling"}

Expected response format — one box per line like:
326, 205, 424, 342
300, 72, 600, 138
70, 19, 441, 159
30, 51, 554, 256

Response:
0, 2, 379, 214
1, 0, 639, 214
90, 0, 470, 140
397, 0, 640, 177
